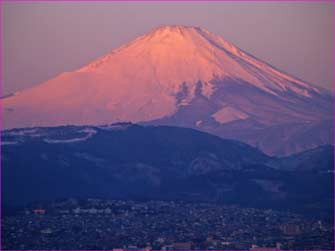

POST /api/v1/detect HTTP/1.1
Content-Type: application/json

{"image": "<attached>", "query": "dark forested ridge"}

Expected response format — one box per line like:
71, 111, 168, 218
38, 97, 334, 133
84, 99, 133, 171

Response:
2, 124, 333, 218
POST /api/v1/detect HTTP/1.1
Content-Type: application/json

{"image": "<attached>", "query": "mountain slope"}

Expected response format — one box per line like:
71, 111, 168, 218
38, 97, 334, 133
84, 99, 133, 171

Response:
270, 145, 334, 172
2, 124, 333, 217
3, 25, 333, 155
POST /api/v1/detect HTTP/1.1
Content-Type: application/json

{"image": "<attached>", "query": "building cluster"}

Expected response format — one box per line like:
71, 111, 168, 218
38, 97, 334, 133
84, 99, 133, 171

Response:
2, 199, 333, 250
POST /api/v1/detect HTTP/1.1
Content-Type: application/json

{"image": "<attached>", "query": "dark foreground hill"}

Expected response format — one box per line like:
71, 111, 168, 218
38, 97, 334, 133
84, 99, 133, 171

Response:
2, 123, 333, 217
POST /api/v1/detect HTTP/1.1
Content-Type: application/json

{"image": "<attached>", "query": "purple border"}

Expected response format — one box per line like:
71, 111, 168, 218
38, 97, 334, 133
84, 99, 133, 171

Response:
334, 0, 335, 250
0, 0, 334, 251
0, 0, 334, 2
1, 1, 3, 251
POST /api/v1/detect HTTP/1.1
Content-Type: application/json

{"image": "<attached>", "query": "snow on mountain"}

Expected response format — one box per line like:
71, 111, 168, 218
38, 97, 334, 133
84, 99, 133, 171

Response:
78, 25, 319, 97
2, 25, 333, 155
212, 106, 249, 124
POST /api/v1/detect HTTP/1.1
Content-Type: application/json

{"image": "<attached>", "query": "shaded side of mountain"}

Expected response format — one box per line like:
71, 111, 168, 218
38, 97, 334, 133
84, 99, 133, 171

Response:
270, 145, 334, 172
146, 78, 333, 156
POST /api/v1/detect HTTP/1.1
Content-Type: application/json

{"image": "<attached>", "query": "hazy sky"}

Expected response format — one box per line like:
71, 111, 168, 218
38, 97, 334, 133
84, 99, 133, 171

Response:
2, 1, 334, 95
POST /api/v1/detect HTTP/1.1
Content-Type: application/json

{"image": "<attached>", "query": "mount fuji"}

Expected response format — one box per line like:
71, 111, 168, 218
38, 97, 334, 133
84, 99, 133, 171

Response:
2, 25, 333, 155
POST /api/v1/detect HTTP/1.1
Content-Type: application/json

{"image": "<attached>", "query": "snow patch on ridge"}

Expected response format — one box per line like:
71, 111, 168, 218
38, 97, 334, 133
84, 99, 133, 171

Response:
196, 120, 203, 127
97, 123, 132, 131
44, 128, 97, 144
6, 128, 41, 137
212, 106, 249, 124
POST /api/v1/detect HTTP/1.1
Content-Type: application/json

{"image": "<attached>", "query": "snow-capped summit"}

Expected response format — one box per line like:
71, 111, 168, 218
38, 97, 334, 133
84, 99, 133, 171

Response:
78, 24, 318, 97
2, 25, 333, 155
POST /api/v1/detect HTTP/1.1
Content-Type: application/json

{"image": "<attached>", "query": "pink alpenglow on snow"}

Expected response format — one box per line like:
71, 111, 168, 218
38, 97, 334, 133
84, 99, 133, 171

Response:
2, 25, 333, 155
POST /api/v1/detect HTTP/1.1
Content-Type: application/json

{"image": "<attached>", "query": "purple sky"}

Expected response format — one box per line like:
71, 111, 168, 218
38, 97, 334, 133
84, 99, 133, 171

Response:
2, 1, 334, 95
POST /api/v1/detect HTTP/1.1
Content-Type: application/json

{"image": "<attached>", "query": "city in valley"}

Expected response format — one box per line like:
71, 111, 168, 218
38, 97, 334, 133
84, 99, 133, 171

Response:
3, 199, 333, 250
